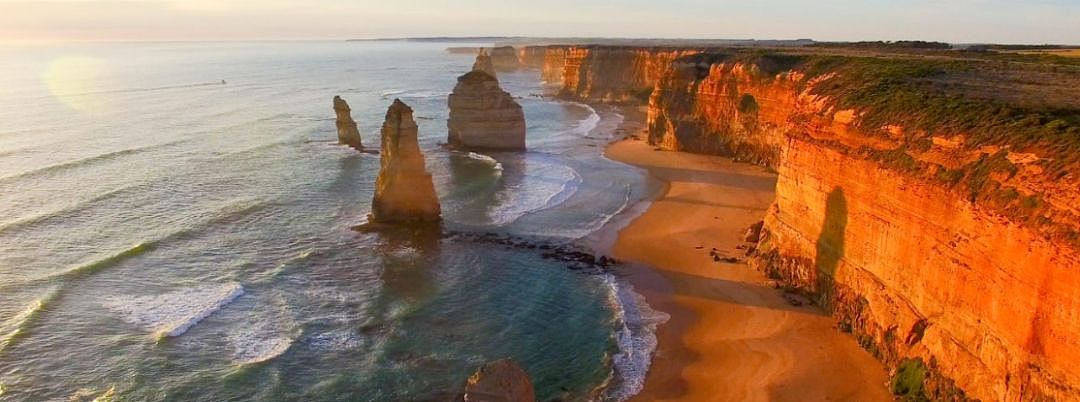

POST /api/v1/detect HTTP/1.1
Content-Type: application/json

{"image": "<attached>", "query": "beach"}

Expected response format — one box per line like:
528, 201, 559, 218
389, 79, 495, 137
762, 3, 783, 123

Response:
603, 130, 893, 401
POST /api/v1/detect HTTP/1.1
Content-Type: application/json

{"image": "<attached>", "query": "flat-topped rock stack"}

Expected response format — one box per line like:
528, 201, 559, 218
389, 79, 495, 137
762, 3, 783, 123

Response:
333, 96, 363, 150
447, 63, 526, 151
369, 99, 441, 226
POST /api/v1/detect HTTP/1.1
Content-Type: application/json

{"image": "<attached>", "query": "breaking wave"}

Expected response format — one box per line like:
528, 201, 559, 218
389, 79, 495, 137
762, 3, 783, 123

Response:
601, 275, 670, 401
486, 157, 581, 226
567, 102, 601, 137
0, 288, 60, 354
103, 283, 245, 338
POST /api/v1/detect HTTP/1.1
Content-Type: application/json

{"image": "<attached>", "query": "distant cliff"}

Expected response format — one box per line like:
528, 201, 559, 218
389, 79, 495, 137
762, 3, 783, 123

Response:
490, 46, 521, 71
533, 45, 1080, 402
555, 46, 701, 103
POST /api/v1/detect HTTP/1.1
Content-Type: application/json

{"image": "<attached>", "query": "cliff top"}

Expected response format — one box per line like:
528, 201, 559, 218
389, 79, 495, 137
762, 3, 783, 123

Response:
655, 47, 1080, 245
669, 49, 1080, 164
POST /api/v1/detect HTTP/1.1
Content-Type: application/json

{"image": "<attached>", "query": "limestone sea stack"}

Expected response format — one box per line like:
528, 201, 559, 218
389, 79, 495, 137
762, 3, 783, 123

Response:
447, 71, 526, 151
332, 96, 363, 150
472, 49, 497, 78
370, 99, 441, 225
462, 359, 535, 402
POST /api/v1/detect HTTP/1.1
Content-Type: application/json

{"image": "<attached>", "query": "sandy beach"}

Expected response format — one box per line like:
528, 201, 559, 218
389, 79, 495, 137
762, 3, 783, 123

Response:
603, 136, 892, 402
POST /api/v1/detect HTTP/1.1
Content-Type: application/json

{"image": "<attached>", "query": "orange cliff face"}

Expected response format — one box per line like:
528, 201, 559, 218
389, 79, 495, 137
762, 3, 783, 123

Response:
539, 46, 569, 84
552, 46, 702, 103
526, 46, 1080, 402
656, 59, 1080, 401
758, 133, 1080, 402
647, 60, 803, 166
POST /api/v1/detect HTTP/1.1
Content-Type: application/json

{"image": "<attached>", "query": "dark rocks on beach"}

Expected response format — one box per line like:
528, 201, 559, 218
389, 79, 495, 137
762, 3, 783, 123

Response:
744, 220, 765, 243
444, 230, 620, 275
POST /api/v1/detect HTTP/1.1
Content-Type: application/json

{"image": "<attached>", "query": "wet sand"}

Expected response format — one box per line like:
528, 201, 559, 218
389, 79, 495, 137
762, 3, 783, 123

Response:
603, 137, 892, 402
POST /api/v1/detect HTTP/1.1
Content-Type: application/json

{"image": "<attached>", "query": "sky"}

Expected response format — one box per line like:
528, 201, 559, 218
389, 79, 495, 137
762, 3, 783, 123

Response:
1, 0, 1078, 44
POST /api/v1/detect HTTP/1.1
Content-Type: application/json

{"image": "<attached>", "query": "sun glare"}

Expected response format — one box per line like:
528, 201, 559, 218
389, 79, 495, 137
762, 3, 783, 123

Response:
42, 56, 109, 114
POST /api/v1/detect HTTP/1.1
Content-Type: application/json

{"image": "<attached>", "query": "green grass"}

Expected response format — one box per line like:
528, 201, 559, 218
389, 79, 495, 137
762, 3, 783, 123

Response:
892, 359, 930, 402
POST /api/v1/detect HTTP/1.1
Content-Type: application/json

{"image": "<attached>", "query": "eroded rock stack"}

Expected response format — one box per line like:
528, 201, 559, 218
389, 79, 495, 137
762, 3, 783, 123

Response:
370, 99, 441, 225
472, 49, 497, 78
332, 96, 363, 150
462, 359, 535, 402
447, 71, 526, 151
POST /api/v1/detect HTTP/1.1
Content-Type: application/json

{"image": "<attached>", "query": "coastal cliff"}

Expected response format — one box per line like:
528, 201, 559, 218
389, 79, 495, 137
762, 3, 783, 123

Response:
447, 70, 527, 151
535, 46, 1080, 401
490, 46, 521, 71
550, 46, 701, 103
371, 99, 441, 225
519, 46, 548, 70
333, 96, 363, 150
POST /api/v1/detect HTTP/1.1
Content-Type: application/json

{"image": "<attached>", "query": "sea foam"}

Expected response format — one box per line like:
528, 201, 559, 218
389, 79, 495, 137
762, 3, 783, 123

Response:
103, 283, 244, 338
602, 275, 670, 401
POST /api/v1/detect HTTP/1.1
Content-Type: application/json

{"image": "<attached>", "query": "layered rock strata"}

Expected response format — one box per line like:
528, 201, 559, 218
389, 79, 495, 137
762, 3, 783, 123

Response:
462, 359, 535, 402
556, 46, 702, 102
333, 96, 363, 150
447, 70, 526, 151
371, 99, 441, 225
530, 46, 1080, 401
539, 46, 569, 84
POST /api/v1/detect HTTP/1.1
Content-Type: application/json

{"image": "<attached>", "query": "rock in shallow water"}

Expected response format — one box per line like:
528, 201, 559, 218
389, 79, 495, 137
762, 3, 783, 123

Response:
370, 99, 441, 226
332, 96, 363, 150
447, 71, 526, 151
462, 359, 535, 402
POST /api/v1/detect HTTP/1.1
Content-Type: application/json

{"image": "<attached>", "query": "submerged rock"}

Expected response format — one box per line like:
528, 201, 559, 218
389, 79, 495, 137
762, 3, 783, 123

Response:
370, 99, 441, 225
447, 71, 526, 151
472, 48, 497, 78
333, 96, 363, 150
462, 359, 535, 402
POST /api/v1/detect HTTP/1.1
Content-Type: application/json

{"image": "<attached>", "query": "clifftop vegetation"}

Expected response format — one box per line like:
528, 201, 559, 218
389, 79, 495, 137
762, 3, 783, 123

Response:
671, 48, 1080, 244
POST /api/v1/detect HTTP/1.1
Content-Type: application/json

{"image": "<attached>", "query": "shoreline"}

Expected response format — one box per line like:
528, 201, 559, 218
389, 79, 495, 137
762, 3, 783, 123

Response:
594, 110, 893, 401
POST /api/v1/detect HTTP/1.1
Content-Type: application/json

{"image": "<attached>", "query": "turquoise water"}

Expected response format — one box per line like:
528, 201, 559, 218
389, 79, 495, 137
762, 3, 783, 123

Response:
0, 41, 662, 401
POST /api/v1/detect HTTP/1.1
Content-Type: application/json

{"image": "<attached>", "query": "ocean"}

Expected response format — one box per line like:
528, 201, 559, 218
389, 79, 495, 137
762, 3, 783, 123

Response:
0, 41, 667, 401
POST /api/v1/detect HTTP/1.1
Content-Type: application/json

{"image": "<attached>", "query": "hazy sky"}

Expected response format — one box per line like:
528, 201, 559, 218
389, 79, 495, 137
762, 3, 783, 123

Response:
2, 0, 1078, 44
